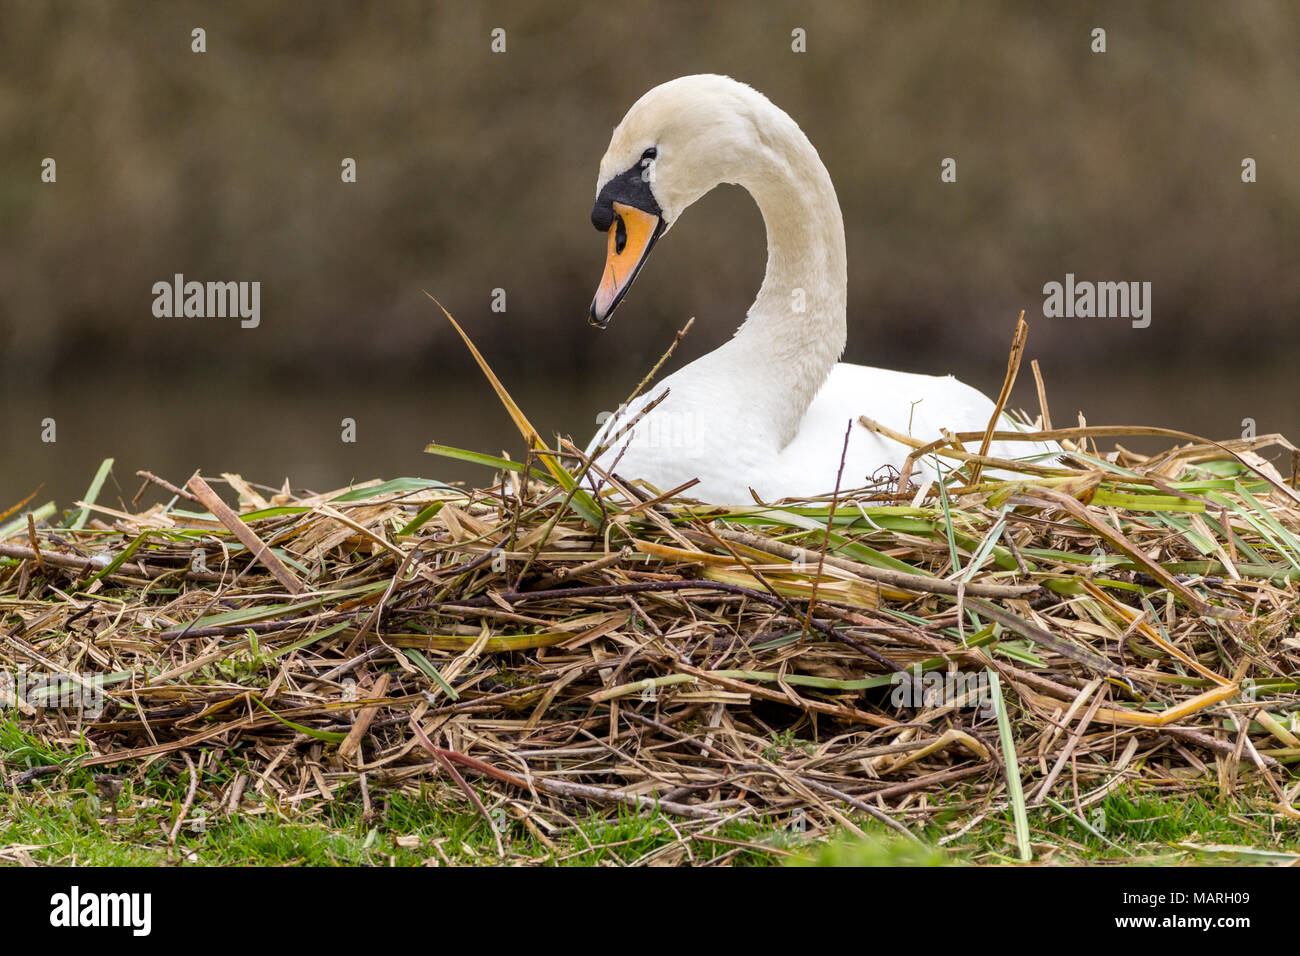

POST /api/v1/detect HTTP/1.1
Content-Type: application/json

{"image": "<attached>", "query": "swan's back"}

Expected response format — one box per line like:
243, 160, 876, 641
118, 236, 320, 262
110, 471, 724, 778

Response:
775, 363, 1060, 496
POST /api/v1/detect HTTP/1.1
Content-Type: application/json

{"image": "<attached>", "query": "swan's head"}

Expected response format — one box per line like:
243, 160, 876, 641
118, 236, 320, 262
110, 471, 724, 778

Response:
587, 74, 770, 328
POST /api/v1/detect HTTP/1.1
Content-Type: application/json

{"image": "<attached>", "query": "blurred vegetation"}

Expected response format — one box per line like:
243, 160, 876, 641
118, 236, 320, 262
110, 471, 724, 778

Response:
2, 0, 1297, 380
0, 1, 1297, 505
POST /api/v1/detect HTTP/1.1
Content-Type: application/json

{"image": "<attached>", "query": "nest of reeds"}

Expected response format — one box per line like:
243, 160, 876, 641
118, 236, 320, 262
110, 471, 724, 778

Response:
3, 311, 1300, 859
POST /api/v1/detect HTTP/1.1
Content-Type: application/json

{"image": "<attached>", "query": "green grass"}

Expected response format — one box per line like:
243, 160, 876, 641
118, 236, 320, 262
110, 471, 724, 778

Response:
0, 718, 800, 865
0, 784, 799, 866
4, 709, 1295, 866
7, 782, 1292, 867
796, 789, 1300, 866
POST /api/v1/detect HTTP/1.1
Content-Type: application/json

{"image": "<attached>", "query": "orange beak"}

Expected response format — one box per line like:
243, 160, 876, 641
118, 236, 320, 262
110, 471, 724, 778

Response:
588, 202, 662, 328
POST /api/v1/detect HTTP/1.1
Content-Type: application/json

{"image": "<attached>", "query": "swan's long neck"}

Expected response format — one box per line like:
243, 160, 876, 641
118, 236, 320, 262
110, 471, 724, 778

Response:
725, 107, 847, 447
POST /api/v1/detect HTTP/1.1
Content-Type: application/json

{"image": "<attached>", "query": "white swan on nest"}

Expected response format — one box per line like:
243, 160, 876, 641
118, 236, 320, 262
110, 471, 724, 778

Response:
583, 74, 1058, 504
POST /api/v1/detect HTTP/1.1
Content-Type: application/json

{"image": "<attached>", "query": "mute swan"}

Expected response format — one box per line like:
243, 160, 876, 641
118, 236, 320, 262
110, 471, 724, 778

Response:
585, 75, 1058, 504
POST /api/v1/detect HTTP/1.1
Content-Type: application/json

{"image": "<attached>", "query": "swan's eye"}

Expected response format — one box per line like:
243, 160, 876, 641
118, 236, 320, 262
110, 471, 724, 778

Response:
641, 147, 657, 162
614, 215, 628, 254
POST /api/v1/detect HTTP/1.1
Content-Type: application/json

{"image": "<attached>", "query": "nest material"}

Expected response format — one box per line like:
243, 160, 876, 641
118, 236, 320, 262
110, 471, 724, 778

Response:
2, 419, 1299, 856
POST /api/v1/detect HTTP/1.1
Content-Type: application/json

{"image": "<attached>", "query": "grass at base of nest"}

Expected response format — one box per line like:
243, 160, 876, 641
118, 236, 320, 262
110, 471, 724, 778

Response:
3, 721, 1296, 867
5, 786, 1293, 867
0, 717, 790, 865
0, 783, 796, 867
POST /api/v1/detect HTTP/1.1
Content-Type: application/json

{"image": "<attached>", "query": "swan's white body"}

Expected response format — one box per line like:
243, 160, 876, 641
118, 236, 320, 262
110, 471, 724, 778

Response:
584, 75, 1057, 503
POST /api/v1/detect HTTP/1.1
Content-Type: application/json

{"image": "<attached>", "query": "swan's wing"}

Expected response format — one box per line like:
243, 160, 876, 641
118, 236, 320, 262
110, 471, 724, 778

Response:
773, 364, 1061, 493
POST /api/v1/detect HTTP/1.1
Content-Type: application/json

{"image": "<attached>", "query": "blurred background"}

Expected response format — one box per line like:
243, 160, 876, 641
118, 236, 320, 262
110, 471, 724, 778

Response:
2, 0, 1297, 508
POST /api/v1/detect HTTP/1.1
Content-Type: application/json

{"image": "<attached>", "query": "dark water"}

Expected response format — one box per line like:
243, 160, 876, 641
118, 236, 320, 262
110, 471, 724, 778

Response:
2, 361, 1296, 514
